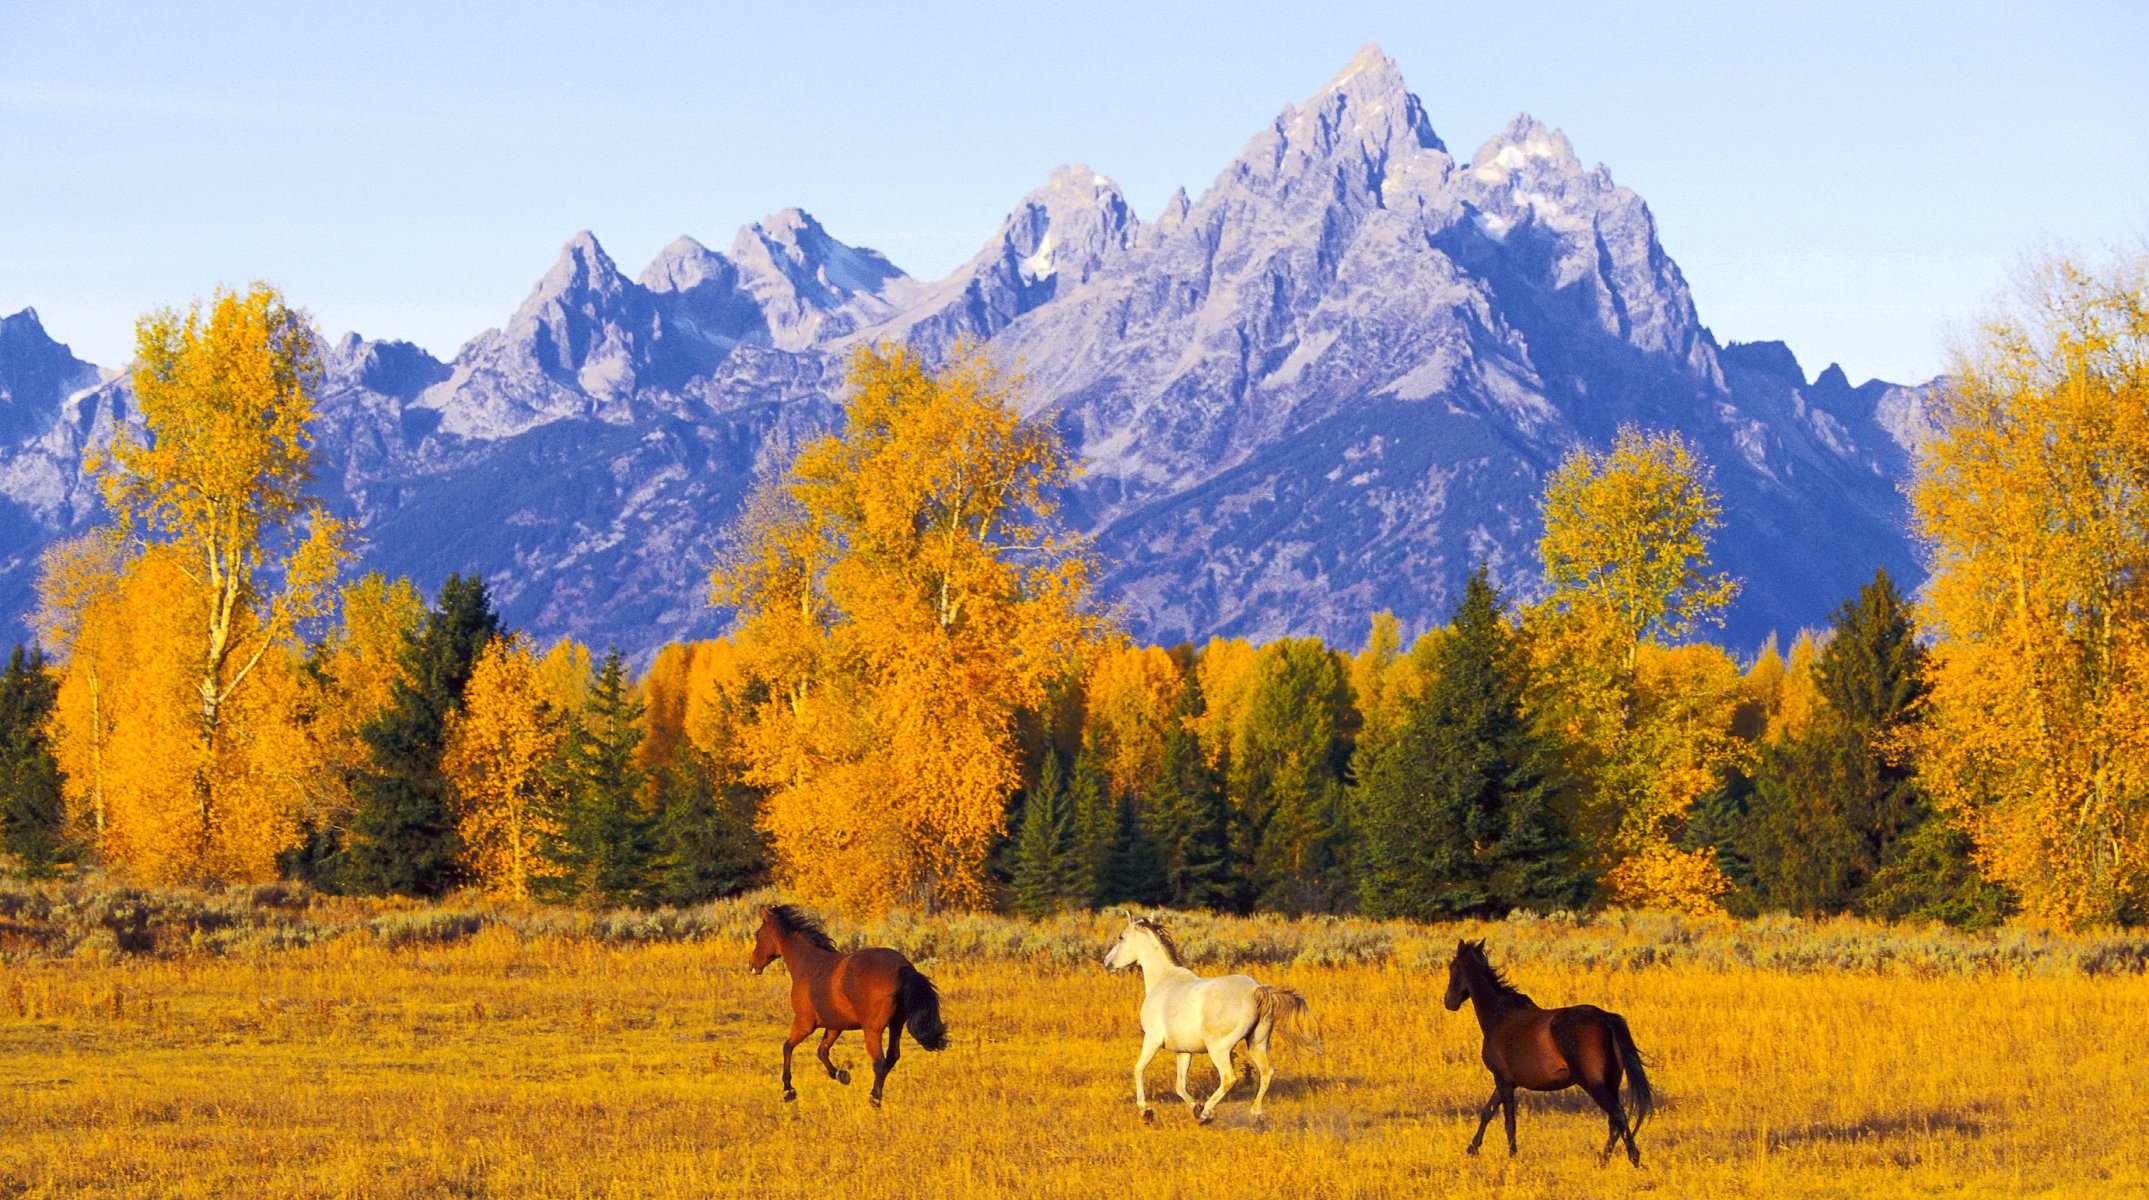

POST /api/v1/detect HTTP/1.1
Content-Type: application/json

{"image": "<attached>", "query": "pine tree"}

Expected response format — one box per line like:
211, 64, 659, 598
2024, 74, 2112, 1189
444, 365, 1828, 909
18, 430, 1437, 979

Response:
1142, 680, 1237, 908
1067, 740, 1117, 907
1234, 638, 1353, 913
0, 645, 66, 872
1355, 567, 1585, 920
651, 748, 769, 905
553, 648, 656, 906
341, 574, 498, 896
1110, 792, 1170, 906
1009, 750, 1075, 917
1740, 569, 2005, 921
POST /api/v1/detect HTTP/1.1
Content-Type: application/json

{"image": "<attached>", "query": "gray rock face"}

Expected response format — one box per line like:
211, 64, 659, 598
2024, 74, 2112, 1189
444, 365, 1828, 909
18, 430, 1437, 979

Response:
0, 44, 1927, 657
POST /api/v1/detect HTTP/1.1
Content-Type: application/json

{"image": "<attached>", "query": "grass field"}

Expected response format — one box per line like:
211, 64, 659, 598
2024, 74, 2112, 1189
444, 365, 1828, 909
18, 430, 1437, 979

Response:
1, 888, 2145, 1198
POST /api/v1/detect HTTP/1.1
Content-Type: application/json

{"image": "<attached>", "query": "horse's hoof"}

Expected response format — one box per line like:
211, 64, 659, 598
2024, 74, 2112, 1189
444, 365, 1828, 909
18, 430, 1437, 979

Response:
834, 1069, 851, 1085
1464, 1145, 1480, 1157
782, 1088, 797, 1103
868, 1094, 882, 1109
1140, 1108, 1156, 1123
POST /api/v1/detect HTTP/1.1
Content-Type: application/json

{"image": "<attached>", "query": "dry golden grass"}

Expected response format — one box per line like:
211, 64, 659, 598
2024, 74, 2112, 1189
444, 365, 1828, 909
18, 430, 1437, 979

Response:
1, 910, 2145, 1198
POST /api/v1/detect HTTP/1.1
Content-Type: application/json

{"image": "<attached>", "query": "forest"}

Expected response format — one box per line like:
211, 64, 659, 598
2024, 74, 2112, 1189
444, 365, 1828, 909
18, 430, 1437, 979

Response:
3, 250, 2146, 931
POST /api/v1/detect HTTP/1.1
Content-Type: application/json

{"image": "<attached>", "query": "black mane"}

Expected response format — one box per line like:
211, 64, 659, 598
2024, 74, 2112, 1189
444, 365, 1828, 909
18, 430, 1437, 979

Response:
767, 904, 838, 952
1460, 938, 1534, 1006
1135, 917, 1185, 967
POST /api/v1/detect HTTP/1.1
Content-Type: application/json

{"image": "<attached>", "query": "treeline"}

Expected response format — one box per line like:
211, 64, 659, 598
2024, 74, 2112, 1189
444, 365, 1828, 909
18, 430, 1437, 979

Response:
2, 250, 2146, 928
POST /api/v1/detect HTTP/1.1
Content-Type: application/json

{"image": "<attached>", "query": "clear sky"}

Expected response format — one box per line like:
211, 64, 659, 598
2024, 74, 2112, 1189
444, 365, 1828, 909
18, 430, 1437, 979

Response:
4, 1, 2145, 384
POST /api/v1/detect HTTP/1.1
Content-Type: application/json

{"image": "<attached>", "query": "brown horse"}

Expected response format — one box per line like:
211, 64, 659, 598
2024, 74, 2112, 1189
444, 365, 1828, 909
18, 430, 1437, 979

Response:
1444, 939, 1653, 1165
748, 904, 947, 1107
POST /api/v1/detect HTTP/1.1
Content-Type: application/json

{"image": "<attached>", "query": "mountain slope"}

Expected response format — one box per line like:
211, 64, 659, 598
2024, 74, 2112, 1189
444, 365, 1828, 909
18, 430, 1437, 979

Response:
0, 44, 1925, 657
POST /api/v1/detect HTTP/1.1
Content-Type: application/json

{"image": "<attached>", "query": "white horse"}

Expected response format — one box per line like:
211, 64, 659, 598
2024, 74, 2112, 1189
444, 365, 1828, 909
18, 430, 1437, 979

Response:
1102, 914, 1314, 1122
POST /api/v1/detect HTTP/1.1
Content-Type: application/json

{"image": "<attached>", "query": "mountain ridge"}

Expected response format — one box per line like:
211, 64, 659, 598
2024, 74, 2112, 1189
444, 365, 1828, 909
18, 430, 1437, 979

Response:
0, 44, 1927, 658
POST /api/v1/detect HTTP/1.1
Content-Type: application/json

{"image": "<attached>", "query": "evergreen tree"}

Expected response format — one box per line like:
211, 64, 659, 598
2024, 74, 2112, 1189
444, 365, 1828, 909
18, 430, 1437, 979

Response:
651, 756, 761, 902
1009, 750, 1075, 917
1067, 739, 1117, 907
1741, 569, 2008, 922
1110, 792, 1170, 906
0, 645, 66, 873
552, 648, 657, 906
1142, 680, 1237, 908
341, 574, 498, 896
1233, 638, 1353, 913
1355, 567, 1586, 920
651, 748, 769, 904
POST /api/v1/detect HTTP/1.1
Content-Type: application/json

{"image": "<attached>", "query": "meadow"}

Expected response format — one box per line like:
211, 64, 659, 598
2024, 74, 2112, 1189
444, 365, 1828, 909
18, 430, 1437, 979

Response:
1, 885, 2145, 1198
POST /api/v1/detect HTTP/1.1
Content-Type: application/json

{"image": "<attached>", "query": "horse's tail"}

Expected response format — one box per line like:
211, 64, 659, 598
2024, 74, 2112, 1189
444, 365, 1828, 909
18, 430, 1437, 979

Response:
1253, 985, 1322, 1055
1610, 1013, 1653, 1132
898, 965, 948, 1052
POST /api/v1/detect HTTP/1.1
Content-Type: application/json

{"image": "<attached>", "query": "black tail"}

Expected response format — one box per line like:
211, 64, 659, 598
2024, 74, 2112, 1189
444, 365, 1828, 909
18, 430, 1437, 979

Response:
1610, 1014, 1653, 1133
898, 966, 947, 1051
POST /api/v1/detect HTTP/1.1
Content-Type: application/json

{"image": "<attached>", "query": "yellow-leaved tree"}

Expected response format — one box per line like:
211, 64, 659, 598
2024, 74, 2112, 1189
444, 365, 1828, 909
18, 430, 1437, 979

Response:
44, 285, 347, 882
1530, 426, 1742, 913
1082, 642, 1185, 800
714, 345, 1102, 912
443, 635, 567, 900
1911, 249, 2149, 925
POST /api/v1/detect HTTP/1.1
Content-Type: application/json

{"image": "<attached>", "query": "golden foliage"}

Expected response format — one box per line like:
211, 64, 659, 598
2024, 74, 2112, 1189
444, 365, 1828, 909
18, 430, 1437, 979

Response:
45, 547, 316, 883
713, 346, 1104, 911
1188, 637, 1259, 769
444, 636, 567, 900
54, 284, 351, 883
309, 574, 424, 780
1911, 249, 2149, 924
1348, 611, 1440, 748
1602, 841, 1732, 916
1081, 642, 1185, 799
1538, 426, 1738, 659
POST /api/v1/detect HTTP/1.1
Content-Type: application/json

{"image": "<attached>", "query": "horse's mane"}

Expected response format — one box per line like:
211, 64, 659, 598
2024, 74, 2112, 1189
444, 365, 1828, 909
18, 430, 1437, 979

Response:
1134, 917, 1185, 967
767, 904, 838, 952
1460, 938, 1534, 1006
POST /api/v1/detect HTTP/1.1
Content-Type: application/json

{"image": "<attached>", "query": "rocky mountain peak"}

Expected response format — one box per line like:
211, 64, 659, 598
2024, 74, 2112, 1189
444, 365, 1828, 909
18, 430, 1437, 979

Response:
638, 235, 733, 294
0, 306, 101, 442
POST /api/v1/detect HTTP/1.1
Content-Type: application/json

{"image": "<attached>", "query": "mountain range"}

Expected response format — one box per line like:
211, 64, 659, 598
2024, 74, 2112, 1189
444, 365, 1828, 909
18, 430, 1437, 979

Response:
0, 45, 1928, 659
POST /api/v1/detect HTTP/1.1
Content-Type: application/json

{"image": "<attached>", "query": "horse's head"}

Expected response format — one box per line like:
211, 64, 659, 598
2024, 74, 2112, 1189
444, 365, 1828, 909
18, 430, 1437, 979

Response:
748, 907, 783, 975
1443, 940, 1472, 1010
1102, 914, 1143, 972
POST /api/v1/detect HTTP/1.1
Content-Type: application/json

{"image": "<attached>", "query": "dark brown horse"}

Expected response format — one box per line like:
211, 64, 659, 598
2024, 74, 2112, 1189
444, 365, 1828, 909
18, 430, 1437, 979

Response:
748, 904, 947, 1107
1444, 939, 1653, 1165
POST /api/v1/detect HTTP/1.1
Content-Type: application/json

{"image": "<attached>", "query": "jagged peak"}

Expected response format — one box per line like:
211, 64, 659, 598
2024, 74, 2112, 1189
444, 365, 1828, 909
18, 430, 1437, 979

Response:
1249, 43, 1444, 172
1, 307, 45, 333
1324, 42, 1405, 94
639, 235, 733, 293
1721, 340, 1807, 386
523, 230, 629, 310
1469, 113, 1583, 180
731, 208, 905, 301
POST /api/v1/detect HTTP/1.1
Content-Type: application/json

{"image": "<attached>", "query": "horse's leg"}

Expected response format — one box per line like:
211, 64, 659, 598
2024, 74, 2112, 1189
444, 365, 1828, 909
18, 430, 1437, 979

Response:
862, 1021, 889, 1108
1246, 1036, 1275, 1119
1133, 1032, 1165, 1120
780, 1014, 816, 1103
1581, 1075, 1628, 1165
1501, 1081, 1518, 1156
1195, 1037, 1240, 1124
817, 1029, 850, 1085
1465, 1084, 1501, 1155
1174, 1053, 1196, 1111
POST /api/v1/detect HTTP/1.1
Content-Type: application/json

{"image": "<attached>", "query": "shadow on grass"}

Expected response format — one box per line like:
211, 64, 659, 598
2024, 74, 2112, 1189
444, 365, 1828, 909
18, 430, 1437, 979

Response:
1767, 1110, 1985, 1149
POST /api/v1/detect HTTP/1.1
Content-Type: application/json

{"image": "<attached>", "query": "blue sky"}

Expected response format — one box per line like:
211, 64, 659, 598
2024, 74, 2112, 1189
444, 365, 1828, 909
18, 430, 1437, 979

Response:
3, 1, 2144, 383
